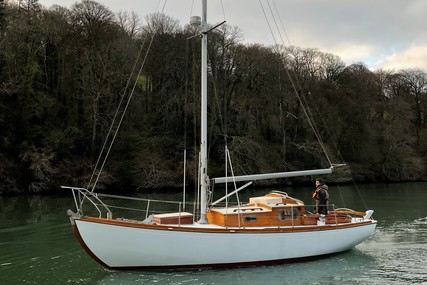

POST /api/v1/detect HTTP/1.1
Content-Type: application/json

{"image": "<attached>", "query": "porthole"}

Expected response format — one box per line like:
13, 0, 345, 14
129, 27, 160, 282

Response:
244, 215, 257, 222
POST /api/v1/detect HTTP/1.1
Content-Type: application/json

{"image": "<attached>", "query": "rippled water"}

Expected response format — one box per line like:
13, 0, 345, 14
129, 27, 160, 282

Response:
1, 183, 426, 285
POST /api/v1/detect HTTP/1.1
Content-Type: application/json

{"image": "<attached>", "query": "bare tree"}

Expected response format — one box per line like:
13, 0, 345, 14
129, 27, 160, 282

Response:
71, 0, 115, 41
318, 52, 345, 84
18, 0, 40, 12
116, 10, 141, 39
142, 12, 179, 36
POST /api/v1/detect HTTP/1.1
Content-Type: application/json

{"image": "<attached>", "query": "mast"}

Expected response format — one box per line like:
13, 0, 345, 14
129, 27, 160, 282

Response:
199, 0, 208, 224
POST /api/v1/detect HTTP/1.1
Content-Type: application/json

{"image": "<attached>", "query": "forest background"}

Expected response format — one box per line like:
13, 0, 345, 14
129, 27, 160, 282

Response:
0, 0, 426, 195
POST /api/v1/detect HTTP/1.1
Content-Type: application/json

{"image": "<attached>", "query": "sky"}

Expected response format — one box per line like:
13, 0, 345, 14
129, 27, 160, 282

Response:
38, 0, 427, 71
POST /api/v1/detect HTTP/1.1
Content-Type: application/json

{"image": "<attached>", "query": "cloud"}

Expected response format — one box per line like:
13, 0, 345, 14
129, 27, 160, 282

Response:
324, 43, 376, 65
378, 45, 427, 71
37, 0, 427, 72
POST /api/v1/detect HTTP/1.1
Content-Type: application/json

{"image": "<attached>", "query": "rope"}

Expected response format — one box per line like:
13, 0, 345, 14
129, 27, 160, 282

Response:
89, 0, 168, 192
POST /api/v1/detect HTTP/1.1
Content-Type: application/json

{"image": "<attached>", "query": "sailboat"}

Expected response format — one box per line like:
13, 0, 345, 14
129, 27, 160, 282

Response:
64, 0, 376, 270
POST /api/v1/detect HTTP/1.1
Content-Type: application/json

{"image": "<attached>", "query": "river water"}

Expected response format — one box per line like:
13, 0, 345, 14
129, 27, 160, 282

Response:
1, 182, 426, 285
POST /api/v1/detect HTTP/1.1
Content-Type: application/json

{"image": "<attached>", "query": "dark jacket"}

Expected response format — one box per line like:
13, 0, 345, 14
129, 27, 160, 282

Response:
313, 184, 329, 214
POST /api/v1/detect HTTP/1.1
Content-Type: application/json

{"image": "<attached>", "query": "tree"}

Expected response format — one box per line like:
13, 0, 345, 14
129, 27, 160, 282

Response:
142, 12, 179, 36
0, 1, 426, 194
0, 0, 6, 33
377, 70, 424, 180
116, 10, 141, 39
399, 69, 427, 145
0, 1, 60, 192
18, 0, 40, 12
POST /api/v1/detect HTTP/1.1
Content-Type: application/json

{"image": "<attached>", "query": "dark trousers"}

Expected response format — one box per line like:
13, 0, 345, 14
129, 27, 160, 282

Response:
317, 204, 328, 215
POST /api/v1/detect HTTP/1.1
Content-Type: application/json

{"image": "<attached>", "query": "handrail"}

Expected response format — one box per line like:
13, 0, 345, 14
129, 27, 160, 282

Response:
269, 190, 288, 196
82, 191, 104, 218
63, 186, 197, 222
95, 192, 187, 205
63, 186, 112, 219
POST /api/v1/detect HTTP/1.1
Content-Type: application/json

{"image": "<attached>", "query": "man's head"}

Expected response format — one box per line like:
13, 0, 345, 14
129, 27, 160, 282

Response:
315, 178, 324, 186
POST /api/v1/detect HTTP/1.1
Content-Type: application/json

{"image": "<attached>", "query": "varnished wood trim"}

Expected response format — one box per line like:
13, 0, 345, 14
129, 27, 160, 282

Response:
76, 216, 376, 234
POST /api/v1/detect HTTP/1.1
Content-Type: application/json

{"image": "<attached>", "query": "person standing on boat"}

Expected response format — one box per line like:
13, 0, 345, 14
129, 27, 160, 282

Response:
313, 178, 329, 215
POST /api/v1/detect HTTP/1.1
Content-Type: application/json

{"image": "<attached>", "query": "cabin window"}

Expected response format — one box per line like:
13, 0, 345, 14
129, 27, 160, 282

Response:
243, 215, 257, 222
278, 208, 300, 221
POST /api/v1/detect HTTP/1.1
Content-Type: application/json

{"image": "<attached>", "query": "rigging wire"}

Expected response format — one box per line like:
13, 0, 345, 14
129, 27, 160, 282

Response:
190, 0, 194, 19
182, 33, 190, 211
266, 0, 370, 210
271, 0, 292, 46
269, 0, 334, 166
259, 0, 332, 166
274, 0, 332, 165
87, 44, 144, 190
206, 19, 235, 205
201, 4, 239, 206
182, 18, 199, 210
220, 0, 227, 21
270, 1, 330, 165
89, 0, 168, 192
265, 0, 285, 48
258, 0, 277, 45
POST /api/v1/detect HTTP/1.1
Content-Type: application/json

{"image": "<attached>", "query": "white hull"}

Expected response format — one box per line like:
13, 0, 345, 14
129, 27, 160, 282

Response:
73, 218, 376, 269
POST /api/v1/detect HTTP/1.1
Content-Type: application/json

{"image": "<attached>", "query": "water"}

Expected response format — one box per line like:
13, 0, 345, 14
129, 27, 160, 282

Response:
1, 183, 427, 285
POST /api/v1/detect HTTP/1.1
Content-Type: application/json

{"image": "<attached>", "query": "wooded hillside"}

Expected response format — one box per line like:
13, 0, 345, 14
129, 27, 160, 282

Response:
1, 0, 426, 194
